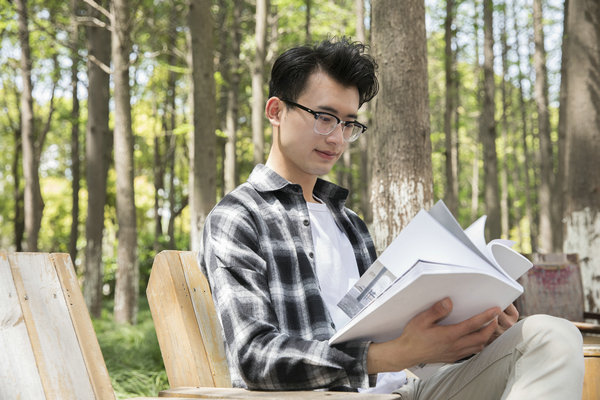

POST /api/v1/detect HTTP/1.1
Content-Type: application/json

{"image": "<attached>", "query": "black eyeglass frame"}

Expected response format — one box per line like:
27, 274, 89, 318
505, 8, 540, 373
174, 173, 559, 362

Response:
281, 99, 367, 142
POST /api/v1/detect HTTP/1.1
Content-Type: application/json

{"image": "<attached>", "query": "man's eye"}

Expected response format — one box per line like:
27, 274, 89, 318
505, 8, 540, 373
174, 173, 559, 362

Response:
318, 115, 334, 123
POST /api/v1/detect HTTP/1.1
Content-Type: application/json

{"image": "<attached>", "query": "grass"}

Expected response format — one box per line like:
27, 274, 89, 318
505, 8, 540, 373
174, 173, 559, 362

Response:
93, 297, 169, 399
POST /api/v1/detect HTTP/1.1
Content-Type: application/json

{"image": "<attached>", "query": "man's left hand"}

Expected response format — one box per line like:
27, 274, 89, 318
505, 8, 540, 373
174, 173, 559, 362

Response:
488, 304, 519, 344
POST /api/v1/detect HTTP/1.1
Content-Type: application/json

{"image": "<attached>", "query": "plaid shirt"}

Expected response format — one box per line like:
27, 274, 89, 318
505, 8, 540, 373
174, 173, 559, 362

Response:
199, 164, 378, 390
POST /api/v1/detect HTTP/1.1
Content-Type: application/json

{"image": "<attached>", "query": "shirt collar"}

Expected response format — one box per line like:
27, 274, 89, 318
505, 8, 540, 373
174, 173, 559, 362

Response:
248, 164, 349, 204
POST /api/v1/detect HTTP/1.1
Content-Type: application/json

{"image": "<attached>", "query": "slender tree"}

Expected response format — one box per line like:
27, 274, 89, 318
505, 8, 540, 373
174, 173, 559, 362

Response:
511, 0, 536, 251
84, 0, 111, 317
479, 0, 501, 240
554, 0, 569, 251
371, 0, 434, 252
355, 0, 371, 223
499, 0, 509, 239
69, 0, 81, 264
188, 0, 217, 251
224, 0, 242, 194
16, 0, 43, 252
533, 0, 553, 252
252, 0, 268, 165
563, 0, 600, 312
444, 0, 459, 215
112, 0, 138, 324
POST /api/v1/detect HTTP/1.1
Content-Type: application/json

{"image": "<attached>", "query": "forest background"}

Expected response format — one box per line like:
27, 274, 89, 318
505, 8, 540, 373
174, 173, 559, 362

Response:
1, 0, 599, 397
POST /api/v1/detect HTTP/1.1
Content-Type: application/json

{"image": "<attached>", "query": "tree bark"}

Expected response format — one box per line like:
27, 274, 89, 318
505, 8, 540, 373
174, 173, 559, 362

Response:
111, 0, 138, 324
13, 127, 24, 252
252, 0, 268, 165
84, 0, 111, 317
371, 0, 434, 252
533, 0, 554, 252
16, 0, 43, 252
188, 0, 217, 251
480, 0, 501, 240
563, 0, 600, 313
69, 0, 81, 264
444, 0, 459, 216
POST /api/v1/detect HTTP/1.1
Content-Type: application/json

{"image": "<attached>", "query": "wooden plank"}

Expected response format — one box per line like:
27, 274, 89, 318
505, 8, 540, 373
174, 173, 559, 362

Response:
180, 251, 231, 387
51, 253, 116, 400
0, 251, 46, 399
583, 345, 600, 400
148, 251, 223, 388
9, 253, 96, 400
160, 387, 402, 399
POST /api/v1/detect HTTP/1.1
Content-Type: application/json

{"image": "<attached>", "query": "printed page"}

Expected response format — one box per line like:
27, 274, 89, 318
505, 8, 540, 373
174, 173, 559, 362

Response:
337, 260, 398, 318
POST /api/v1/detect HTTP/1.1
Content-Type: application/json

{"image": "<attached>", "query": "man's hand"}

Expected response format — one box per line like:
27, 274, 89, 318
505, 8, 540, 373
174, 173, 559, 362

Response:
487, 303, 519, 345
367, 298, 500, 374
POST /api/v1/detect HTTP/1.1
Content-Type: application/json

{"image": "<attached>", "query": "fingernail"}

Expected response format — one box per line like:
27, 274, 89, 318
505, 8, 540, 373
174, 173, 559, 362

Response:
441, 298, 451, 310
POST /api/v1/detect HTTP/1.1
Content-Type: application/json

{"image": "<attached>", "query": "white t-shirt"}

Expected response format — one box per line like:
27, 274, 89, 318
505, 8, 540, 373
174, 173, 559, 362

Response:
307, 201, 407, 393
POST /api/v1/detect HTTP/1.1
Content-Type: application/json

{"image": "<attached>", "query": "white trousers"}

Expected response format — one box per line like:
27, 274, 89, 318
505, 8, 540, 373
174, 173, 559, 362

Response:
394, 315, 585, 400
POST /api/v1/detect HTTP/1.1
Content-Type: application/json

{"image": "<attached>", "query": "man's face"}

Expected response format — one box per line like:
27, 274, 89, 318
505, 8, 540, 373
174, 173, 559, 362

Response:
270, 71, 360, 183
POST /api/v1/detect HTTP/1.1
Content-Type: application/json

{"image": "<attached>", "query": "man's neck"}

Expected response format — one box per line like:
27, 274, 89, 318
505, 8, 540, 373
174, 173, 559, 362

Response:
264, 159, 319, 203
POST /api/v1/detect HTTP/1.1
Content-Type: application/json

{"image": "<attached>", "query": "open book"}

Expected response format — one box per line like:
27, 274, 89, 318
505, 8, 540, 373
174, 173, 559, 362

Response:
329, 200, 532, 376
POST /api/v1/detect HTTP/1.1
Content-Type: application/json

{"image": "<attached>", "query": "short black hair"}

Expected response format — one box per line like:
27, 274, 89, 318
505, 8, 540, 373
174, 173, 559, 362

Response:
268, 37, 379, 107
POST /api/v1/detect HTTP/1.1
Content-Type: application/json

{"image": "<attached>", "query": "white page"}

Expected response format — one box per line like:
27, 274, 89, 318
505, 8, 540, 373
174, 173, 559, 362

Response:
330, 261, 523, 345
376, 210, 496, 279
427, 200, 490, 263
488, 241, 532, 280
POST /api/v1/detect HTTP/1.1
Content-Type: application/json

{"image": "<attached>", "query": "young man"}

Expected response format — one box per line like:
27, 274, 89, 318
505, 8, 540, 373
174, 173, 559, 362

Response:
199, 38, 584, 398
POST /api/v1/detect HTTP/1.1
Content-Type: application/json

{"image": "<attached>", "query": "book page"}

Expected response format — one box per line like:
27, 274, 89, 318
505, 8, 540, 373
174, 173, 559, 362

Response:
375, 210, 496, 279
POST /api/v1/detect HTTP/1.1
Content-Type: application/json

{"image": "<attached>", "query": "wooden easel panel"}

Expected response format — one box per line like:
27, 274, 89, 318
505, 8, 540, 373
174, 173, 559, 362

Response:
0, 252, 46, 399
8, 252, 96, 399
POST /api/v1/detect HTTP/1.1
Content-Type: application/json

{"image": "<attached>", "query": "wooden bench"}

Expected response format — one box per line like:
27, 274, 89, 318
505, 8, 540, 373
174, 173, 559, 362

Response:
0, 251, 161, 400
147, 250, 401, 399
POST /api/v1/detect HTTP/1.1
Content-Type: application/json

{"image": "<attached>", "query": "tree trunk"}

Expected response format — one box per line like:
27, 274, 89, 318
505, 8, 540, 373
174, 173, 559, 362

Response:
356, 0, 371, 224
479, 0, 501, 240
84, 0, 111, 317
188, 0, 217, 251
224, 0, 242, 194
554, 0, 569, 251
16, 0, 43, 252
371, 0, 434, 252
252, 0, 268, 165
563, 0, 600, 313
512, 0, 536, 252
69, 0, 81, 264
112, 0, 138, 324
13, 128, 24, 252
443, 0, 459, 216
499, 1, 509, 239
471, 0, 481, 221
533, 0, 554, 252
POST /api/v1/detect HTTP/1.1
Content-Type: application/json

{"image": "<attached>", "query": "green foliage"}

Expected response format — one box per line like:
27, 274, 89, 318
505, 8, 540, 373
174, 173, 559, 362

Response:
94, 298, 168, 399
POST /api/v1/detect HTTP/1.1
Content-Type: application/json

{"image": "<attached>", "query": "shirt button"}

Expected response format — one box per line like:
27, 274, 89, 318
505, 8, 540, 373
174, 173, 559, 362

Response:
303, 219, 310, 226
331, 322, 335, 328
309, 252, 314, 258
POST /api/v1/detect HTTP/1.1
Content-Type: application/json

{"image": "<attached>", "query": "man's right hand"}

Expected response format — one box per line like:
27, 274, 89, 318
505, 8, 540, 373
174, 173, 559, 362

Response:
366, 298, 500, 374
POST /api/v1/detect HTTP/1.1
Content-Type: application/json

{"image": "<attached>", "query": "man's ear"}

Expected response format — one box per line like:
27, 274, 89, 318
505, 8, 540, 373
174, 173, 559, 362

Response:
265, 97, 283, 127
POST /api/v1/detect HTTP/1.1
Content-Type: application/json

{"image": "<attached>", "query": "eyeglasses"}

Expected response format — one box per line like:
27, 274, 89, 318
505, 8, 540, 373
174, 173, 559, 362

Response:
281, 99, 367, 143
